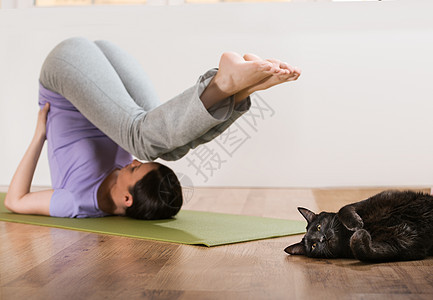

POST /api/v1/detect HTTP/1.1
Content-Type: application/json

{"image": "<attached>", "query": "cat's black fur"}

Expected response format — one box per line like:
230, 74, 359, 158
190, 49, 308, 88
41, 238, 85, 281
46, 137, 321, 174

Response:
285, 190, 433, 262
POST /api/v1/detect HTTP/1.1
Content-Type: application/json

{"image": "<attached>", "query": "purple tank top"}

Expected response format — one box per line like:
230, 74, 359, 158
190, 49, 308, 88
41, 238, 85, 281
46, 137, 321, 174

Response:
39, 83, 132, 218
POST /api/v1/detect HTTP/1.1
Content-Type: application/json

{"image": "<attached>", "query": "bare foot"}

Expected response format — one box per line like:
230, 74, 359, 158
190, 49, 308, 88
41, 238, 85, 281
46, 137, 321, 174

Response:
200, 52, 279, 109
234, 54, 301, 102
214, 52, 278, 95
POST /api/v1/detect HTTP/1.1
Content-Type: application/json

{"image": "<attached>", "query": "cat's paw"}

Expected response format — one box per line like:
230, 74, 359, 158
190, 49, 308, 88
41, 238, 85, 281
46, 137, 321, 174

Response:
350, 229, 372, 260
343, 215, 364, 231
350, 229, 371, 245
338, 206, 364, 231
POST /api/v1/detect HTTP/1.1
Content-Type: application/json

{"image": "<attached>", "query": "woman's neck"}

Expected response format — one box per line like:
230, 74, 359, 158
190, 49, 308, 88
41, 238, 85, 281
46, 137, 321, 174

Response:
97, 169, 119, 214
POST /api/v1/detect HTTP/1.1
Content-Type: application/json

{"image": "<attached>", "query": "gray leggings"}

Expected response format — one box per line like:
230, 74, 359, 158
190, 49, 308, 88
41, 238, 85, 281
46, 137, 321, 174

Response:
39, 37, 250, 161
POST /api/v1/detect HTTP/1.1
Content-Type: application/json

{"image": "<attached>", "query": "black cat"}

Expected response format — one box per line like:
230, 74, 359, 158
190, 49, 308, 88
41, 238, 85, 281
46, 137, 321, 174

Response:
285, 190, 433, 262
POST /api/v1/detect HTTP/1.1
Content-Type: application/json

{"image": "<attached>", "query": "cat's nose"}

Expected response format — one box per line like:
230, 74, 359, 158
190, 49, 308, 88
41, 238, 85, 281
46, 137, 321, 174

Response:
319, 236, 324, 243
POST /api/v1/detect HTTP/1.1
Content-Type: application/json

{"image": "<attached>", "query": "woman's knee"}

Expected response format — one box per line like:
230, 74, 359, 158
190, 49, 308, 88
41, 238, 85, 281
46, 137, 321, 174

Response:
51, 37, 94, 59
39, 37, 96, 89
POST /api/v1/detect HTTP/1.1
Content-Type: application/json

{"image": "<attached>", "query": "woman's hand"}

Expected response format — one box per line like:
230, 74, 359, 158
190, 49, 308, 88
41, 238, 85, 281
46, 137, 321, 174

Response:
35, 102, 50, 140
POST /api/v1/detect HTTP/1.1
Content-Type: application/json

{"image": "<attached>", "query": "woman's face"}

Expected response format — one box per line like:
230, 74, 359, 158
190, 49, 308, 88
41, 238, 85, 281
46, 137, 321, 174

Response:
117, 159, 157, 189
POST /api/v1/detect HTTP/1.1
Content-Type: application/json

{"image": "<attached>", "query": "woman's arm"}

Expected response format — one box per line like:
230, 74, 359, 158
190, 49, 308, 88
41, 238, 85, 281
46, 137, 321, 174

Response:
4, 103, 53, 215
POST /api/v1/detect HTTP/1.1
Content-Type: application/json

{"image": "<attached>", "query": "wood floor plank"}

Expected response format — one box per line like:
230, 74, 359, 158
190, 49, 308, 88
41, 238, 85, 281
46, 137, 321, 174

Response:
0, 222, 87, 286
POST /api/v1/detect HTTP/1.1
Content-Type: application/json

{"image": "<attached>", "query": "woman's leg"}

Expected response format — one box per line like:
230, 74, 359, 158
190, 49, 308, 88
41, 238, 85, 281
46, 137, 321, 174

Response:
39, 37, 297, 161
39, 37, 243, 161
39, 37, 147, 158
93, 40, 161, 111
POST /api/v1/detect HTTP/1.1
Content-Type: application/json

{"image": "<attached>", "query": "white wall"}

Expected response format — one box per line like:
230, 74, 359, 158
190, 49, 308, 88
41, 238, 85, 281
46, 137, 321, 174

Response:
1, 1, 433, 188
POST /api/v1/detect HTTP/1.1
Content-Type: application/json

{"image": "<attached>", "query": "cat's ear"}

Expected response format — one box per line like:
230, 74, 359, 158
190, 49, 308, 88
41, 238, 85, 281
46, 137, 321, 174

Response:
298, 207, 317, 224
284, 242, 306, 255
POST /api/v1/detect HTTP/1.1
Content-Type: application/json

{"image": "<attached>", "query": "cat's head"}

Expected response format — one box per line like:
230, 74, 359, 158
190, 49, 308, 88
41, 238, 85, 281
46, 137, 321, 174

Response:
284, 207, 346, 258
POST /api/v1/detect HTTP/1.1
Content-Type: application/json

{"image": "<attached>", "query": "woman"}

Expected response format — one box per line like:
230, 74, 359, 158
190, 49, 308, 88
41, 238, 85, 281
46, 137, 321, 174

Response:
4, 37, 301, 219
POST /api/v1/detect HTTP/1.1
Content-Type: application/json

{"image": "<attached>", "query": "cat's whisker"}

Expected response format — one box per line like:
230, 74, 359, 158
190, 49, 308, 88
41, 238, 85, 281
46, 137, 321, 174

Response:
322, 245, 333, 258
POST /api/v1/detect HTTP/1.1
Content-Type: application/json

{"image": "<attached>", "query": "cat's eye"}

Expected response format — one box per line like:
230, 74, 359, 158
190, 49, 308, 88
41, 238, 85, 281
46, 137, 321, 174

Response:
311, 243, 317, 250
317, 224, 321, 231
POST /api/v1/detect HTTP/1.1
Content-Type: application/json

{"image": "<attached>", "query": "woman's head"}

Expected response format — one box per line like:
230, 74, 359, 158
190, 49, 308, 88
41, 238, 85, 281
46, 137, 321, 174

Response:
116, 160, 183, 220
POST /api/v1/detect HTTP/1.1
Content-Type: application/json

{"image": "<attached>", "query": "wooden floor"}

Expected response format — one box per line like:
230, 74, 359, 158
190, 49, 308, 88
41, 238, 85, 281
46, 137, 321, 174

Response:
1, 187, 433, 300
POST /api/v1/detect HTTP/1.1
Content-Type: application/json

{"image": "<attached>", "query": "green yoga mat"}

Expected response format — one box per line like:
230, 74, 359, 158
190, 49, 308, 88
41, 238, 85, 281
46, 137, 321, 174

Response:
0, 193, 305, 247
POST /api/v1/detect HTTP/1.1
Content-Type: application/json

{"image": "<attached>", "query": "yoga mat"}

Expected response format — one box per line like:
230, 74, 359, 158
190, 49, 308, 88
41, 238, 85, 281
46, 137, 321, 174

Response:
0, 193, 305, 247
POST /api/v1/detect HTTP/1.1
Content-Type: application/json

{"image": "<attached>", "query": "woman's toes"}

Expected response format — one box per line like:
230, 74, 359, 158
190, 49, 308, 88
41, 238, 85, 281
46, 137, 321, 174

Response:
279, 72, 292, 81
266, 58, 289, 71
266, 59, 280, 72
285, 67, 301, 81
283, 63, 295, 73
280, 68, 291, 75
255, 60, 276, 73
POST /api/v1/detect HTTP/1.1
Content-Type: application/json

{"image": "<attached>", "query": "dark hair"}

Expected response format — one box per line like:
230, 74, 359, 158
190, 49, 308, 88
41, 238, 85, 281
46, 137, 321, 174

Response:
125, 163, 183, 220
